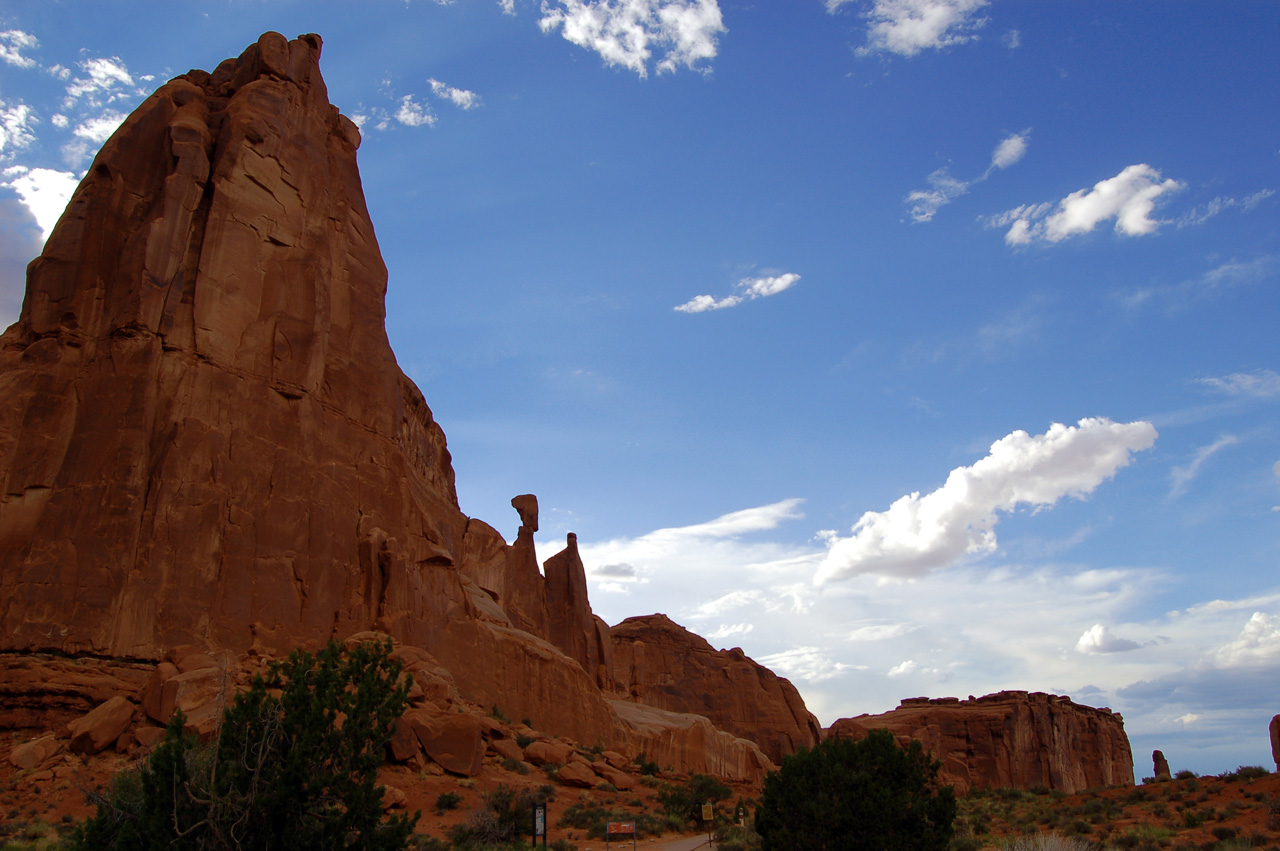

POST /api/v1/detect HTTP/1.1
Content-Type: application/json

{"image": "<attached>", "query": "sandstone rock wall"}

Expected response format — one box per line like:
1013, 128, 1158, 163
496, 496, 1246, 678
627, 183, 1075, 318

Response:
0, 32, 619, 749
610, 614, 821, 765
0, 31, 830, 780
829, 691, 1135, 794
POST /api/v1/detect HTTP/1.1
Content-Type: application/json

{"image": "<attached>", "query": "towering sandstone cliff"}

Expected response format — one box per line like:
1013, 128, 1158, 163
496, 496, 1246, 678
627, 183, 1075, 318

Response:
829, 691, 1135, 793
0, 32, 795, 780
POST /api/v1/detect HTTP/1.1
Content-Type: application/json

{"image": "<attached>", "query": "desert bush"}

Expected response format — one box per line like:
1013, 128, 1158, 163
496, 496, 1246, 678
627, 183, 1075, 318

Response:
1221, 766, 1270, 782
1175, 770, 1199, 781
436, 792, 464, 814
756, 729, 956, 851
71, 639, 414, 851
500, 757, 530, 775
716, 823, 762, 851
449, 784, 553, 850
632, 752, 659, 776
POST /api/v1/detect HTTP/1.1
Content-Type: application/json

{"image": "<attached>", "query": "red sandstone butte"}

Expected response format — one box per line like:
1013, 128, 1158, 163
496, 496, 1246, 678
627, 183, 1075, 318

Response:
0, 33, 787, 783
829, 691, 1135, 793
610, 613, 822, 764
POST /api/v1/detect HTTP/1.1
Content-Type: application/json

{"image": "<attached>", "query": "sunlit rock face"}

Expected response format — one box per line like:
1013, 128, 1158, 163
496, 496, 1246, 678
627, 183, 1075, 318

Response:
0, 35, 808, 776
610, 613, 823, 765
0, 31, 625, 745
829, 690, 1136, 794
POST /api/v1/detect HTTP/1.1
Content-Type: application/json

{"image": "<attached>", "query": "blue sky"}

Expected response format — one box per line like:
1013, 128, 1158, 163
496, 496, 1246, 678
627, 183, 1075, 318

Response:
1, 0, 1277, 777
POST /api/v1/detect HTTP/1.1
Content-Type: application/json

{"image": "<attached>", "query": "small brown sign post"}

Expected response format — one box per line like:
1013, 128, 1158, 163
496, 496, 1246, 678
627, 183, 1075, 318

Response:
702, 802, 715, 849
605, 820, 636, 850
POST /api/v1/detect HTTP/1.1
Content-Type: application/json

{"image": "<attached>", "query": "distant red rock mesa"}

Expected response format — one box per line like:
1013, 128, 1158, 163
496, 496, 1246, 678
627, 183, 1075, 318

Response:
829, 691, 1135, 793
0, 32, 1131, 792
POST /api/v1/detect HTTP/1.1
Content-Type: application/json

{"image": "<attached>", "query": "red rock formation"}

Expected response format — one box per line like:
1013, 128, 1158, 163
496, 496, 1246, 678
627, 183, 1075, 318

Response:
0, 32, 616, 748
1153, 749, 1171, 781
0, 32, 815, 785
828, 691, 1134, 794
610, 614, 821, 765
1270, 714, 1279, 772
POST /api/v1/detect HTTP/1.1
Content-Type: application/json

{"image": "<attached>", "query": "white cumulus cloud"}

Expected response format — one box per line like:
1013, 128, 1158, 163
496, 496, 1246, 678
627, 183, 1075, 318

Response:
1, 166, 78, 241
994, 164, 1183, 246
675, 272, 800, 313
853, 0, 990, 58
815, 417, 1158, 582
1214, 612, 1280, 667
539, 0, 725, 78
1075, 623, 1141, 654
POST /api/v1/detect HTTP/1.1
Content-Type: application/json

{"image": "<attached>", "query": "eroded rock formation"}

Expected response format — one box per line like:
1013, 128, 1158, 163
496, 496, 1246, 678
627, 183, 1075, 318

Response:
0, 33, 781, 783
610, 613, 821, 764
829, 691, 1135, 793
1270, 714, 1279, 772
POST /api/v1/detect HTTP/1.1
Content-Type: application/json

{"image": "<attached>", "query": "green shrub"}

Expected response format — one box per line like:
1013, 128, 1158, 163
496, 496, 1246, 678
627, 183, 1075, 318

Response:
1174, 770, 1198, 781
436, 791, 464, 814
501, 757, 530, 775
71, 639, 415, 851
633, 752, 659, 776
656, 773, 731, 825
756, 729, 955, 851
449, 784, 552, 850
1221, 766, 1270, 782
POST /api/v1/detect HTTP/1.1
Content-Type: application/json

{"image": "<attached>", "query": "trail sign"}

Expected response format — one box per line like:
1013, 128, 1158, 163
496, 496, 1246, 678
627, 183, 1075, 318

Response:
606, 820, 637, 850
702, 803, 714, 821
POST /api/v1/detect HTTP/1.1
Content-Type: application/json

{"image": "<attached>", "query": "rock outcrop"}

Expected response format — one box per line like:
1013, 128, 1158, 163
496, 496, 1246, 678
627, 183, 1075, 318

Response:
829, 691, 1134, 794
1270, 714, 1279, 772
0, 33, 802, 785
1153, 749, 1171, 781
610, 614, 821, 764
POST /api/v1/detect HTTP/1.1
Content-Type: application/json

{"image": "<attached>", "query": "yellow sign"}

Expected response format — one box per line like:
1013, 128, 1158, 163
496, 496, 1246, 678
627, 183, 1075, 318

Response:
702, 803, 714, 821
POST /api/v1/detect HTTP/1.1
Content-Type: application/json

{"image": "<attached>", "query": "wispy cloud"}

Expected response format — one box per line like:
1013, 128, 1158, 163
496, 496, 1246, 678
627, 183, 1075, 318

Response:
907, 131, 1029, 223
428, 78, 480, 110
989, 164, 1183, 246
675, 272, 800, 313
839, 0, 991, 58
1119, 256, 1278, 312
757, 646, 856, 683
539, 0, 726, 78
1177, 189, 1274, 227
0, 30, 38, 69
815, 418, 1158, 582
1168, 436, 1239, 500
1195, 369, 1280, 399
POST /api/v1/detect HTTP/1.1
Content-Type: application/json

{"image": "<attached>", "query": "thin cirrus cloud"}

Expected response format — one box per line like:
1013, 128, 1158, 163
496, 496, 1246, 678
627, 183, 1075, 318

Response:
538, 0, 726, 78
906, 130, 1029, 223
987, 164, 1183, 246
814, 417, 1158, 583
674, 272, 801, 313
828, 0, 991, 58
1168, 436, 1239, 500
1195, 369, 1280, 399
